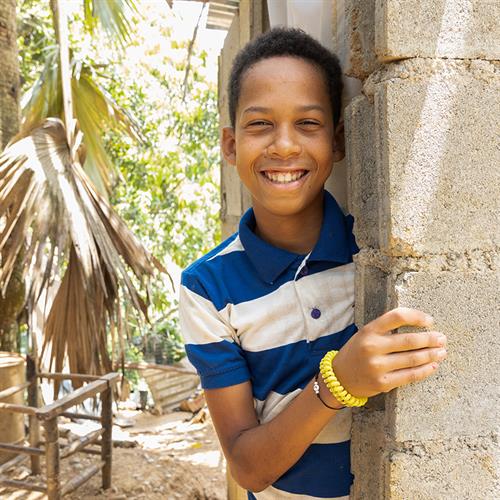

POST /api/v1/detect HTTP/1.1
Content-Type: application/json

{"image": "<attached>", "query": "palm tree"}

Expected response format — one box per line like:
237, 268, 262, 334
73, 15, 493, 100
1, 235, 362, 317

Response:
0, 0, 165, 377
0, 118, 163, 377
22, 0, 142, 194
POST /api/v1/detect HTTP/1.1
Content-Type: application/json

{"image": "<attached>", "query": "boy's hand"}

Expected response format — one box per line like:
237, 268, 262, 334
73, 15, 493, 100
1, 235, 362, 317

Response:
332, 308, 447, 398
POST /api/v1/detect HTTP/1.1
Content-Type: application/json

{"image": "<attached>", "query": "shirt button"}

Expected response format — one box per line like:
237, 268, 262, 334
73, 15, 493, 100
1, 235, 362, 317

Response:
311, 308, 321, 319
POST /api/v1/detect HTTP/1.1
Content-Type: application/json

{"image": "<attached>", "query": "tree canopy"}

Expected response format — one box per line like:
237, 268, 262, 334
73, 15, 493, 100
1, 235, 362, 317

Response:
14, 0, 221, 365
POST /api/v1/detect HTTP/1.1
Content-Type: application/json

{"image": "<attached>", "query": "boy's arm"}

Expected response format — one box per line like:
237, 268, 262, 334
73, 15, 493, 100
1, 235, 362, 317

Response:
206, 375, 344, 492
206, 307, 447, 493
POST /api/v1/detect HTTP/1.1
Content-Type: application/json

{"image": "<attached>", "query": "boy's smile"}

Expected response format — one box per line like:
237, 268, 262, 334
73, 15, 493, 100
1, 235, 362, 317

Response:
222, 56, 343, 229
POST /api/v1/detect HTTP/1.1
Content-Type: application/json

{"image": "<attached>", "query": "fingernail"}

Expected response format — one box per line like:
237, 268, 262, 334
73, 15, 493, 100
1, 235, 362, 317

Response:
432, 363, 439, 369
425, 314, 434, 326
437, 335, 446, 346
438, 348, 447, 358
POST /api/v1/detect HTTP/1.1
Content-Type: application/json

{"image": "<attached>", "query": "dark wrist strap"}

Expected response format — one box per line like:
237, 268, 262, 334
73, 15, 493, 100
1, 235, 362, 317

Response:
313, 372, 345, 411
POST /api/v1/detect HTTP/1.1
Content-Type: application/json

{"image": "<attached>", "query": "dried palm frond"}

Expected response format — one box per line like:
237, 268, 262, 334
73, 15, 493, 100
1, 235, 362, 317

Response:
0, 118, 164, 382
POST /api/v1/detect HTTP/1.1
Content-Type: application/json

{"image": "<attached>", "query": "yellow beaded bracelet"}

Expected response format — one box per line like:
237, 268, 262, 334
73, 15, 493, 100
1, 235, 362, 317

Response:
319, 350, 368, 407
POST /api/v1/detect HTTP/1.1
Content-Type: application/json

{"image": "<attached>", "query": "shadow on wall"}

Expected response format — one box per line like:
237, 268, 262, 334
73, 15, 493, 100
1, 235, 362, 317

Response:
377, 1, 498, 256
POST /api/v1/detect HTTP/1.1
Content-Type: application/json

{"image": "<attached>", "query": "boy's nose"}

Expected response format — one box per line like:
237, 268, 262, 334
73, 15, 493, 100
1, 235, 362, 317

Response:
266, 126, 302, 158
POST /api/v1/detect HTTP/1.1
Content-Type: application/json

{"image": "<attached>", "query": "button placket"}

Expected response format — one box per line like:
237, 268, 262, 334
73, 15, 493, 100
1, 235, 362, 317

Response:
293, 256, 312, 344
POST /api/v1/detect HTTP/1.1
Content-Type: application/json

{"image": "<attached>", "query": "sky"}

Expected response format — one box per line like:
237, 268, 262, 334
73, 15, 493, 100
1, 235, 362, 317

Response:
64, 0, 228, 83
169, 1, 228, 82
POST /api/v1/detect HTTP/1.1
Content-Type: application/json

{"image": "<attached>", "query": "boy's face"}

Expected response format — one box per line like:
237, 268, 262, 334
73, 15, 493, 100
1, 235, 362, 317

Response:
222, 56, 344, 220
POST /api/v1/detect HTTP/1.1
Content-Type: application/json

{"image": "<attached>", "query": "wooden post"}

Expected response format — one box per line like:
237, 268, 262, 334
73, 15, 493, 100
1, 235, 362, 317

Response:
44, 417, 61, 499
26, 356, 40, 474
227, 468, 247, 500
100, 384, 113, 490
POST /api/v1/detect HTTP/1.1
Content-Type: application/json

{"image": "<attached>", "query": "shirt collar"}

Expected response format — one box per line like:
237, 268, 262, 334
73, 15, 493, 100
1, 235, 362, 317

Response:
309, 191, 354, 263
238, 191, 355, 284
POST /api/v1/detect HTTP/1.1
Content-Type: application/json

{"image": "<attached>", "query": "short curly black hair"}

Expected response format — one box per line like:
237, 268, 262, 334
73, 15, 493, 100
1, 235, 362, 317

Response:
228, 27, 343, 127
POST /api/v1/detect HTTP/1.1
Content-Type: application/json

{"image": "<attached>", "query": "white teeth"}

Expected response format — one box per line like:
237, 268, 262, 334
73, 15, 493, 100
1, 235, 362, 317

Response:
264, 171, 306, 183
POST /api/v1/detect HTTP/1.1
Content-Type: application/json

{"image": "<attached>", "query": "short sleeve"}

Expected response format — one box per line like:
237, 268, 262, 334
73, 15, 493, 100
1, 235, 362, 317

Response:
179, 277, 251, 389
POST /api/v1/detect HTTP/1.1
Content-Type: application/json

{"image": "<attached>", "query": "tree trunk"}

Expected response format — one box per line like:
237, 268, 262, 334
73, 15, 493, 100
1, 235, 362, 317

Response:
0, 0, 20, 148
0, 0, 24, 352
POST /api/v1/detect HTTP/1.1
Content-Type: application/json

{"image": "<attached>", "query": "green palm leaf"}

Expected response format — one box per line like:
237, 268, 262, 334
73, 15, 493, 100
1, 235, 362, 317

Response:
83, 0, 138, 47
21, 51, 141, 194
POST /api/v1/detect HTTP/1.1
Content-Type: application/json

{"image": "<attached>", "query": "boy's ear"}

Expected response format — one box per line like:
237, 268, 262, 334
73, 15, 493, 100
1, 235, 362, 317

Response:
221, 126, 237, 166
332, 120, 345, 162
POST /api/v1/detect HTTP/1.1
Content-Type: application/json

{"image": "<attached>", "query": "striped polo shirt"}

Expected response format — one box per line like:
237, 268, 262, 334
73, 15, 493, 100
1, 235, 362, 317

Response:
180, 191, 359, 499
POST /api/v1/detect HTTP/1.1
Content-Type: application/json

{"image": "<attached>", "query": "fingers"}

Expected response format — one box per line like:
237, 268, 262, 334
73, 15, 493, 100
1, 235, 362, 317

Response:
367, 307, 434, 334
381, 362, 439, 392
382, 331, 447, 353
339, 308, 444, 397
384, 347, 447, 372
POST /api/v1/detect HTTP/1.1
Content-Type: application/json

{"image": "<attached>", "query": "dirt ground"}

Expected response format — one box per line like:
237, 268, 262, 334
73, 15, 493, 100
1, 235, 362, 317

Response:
1, 409, 226, 499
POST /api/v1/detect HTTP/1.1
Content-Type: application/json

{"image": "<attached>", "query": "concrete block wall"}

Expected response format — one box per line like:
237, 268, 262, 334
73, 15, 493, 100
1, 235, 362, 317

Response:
338, 1, 500, 498
375, 0, 500, 62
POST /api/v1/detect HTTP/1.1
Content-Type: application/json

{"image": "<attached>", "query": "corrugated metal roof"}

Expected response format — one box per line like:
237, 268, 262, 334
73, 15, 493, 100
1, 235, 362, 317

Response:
207, 0, 239, 30
173, 0, 239, 31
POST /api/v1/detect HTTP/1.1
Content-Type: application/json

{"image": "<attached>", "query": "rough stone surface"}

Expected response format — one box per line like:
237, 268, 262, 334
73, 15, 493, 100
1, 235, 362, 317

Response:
342, 3, 500, 499
356, 247, 500, 275
375, 0, 500, 61
351, 409, 386, 499
354, 256, 389, 327
371, 59, 500, 256
334, 0, 380, 81
385, 269, 500, 442
346, 95, 378, 249
385, 434, 500, 500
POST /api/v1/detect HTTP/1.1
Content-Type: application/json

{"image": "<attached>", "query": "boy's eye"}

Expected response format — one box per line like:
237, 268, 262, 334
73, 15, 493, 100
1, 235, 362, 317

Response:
298, 119, 321, 127
248, 120, 271, 127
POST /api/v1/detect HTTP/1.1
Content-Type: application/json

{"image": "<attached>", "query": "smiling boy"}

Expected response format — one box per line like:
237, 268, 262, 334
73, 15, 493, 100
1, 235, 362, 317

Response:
180, 28, 447, 499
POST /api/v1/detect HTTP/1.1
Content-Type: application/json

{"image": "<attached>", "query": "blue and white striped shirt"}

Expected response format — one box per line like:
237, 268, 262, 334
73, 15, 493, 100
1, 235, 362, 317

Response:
180, 191, 359, 499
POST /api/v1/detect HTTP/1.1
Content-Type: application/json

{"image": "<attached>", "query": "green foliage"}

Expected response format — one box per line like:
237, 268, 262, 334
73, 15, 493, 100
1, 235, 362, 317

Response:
123, 344, 143, 386
141, 318, 185, 365
104, 19, 221, 361
17, 0, 141, 194
83, 0, 138, 48
17, 0, 54, 90
17, 2, 221, 365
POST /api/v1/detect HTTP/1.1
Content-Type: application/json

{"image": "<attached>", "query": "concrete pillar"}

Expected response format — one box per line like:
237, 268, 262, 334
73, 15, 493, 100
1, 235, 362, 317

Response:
340, 1, 500, 498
